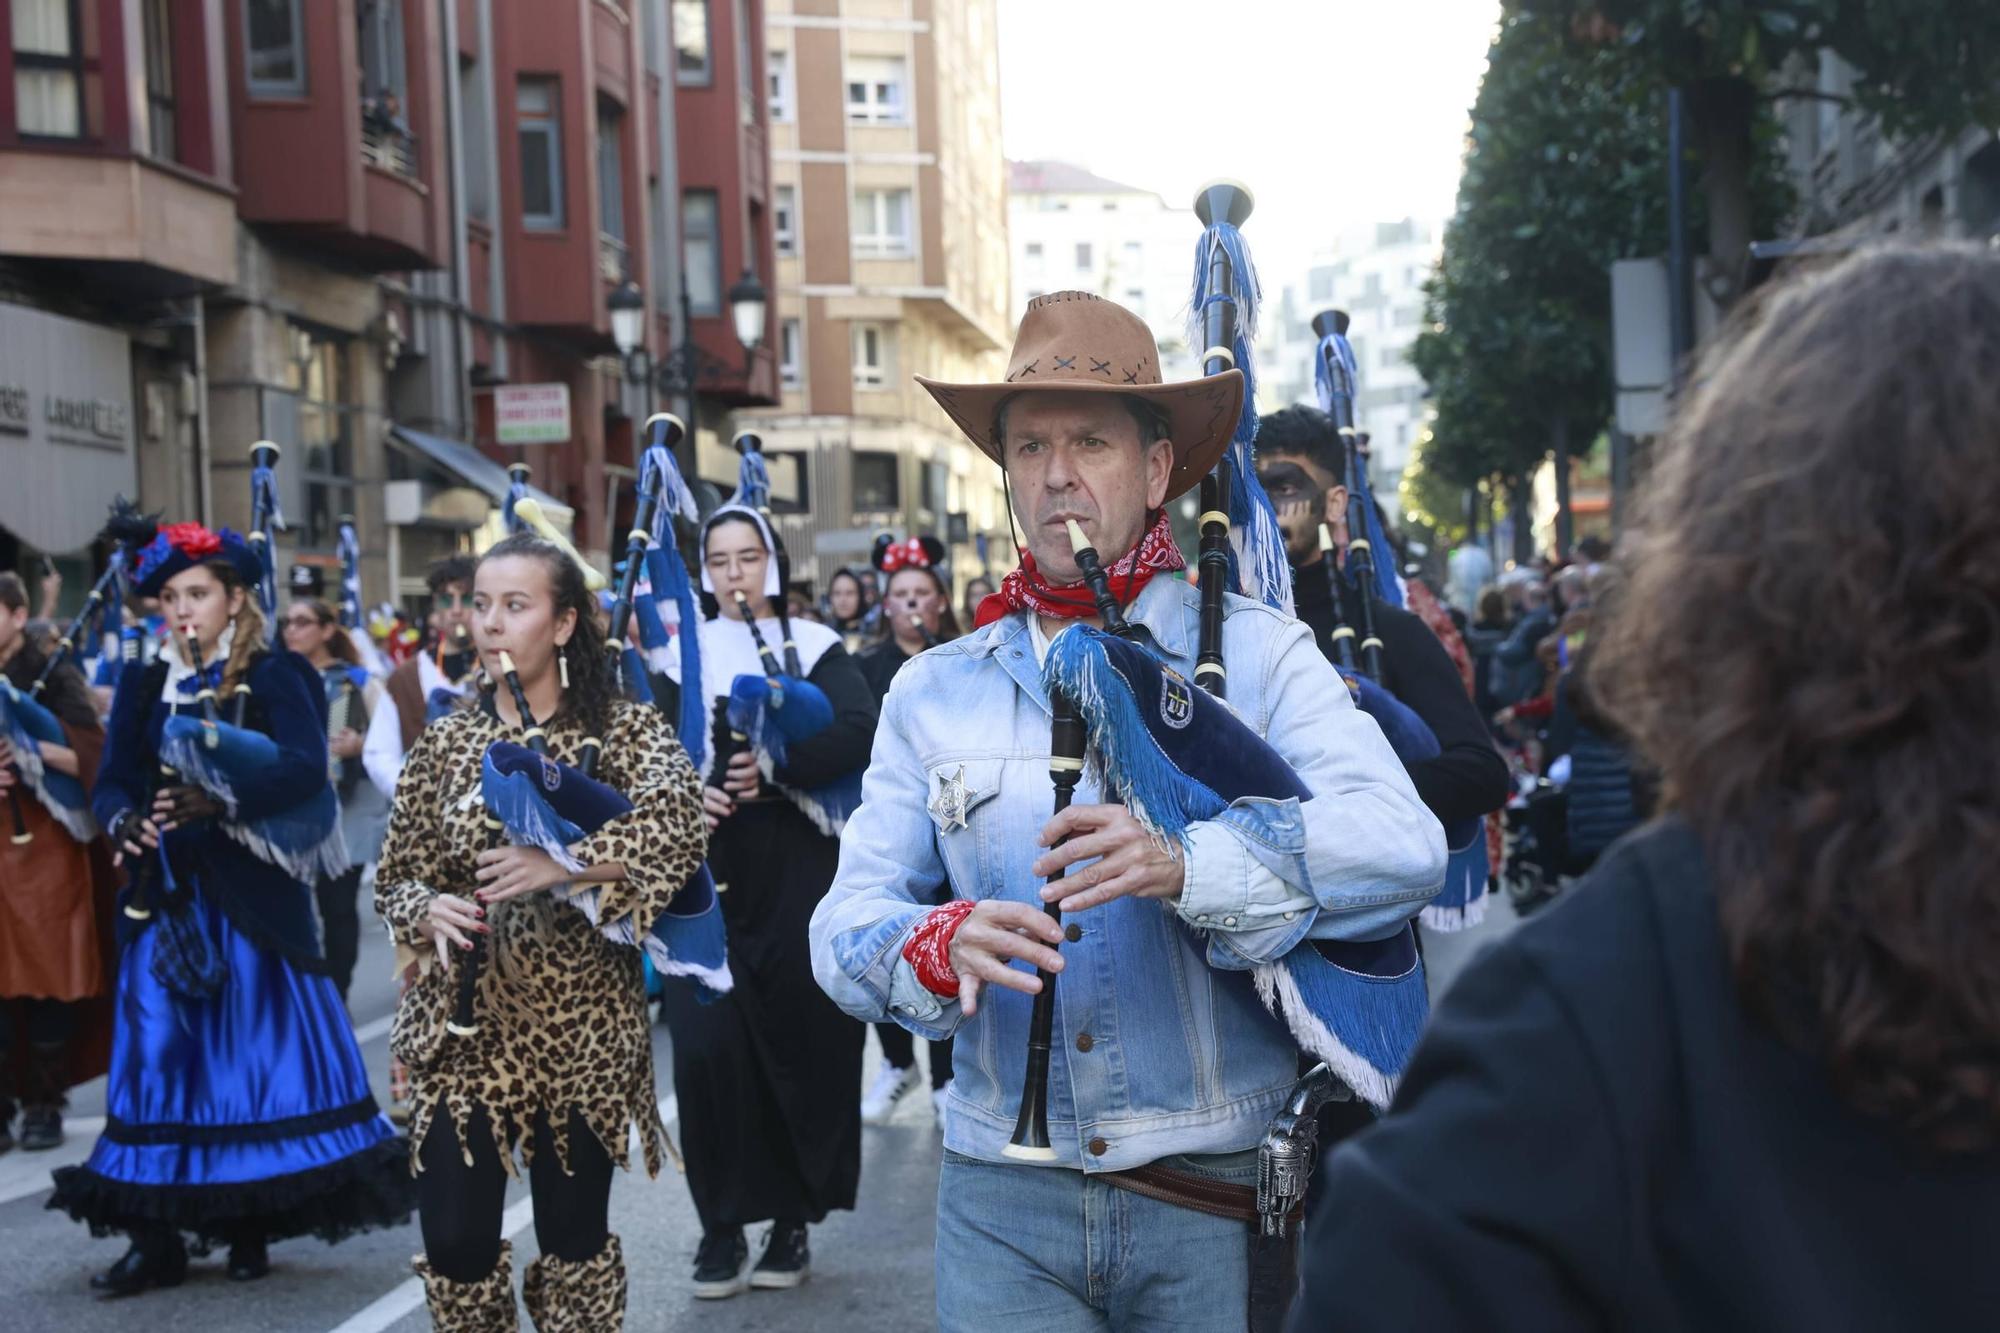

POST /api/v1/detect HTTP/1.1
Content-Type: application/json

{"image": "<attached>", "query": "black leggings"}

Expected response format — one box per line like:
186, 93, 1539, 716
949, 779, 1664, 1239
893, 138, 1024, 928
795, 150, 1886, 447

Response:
874, 1022, 954, 1091
315, 865, 363, 1002
416, 1106, 613, 1282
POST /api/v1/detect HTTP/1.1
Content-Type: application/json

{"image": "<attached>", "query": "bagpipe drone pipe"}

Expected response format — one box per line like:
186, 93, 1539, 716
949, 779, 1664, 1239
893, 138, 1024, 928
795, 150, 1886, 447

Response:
461, 450, 733, 1015
1312, 309, 1489, 929
707, 433, 863, 838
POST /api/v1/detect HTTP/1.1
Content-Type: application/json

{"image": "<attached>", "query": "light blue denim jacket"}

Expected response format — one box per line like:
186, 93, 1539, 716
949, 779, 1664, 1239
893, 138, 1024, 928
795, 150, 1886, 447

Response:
808, 578, 1446, 1172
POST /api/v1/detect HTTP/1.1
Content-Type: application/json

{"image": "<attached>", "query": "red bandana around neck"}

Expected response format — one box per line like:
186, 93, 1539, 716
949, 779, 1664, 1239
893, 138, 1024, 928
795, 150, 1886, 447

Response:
975, 510, 1185, 629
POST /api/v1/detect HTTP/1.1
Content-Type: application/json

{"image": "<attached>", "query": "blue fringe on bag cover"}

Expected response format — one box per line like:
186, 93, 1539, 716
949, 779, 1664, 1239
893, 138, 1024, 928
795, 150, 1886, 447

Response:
159, 714, 349, 884
1042, 625, 1428, 1109
0, 679, 96, 841
481, 741, 732, 1000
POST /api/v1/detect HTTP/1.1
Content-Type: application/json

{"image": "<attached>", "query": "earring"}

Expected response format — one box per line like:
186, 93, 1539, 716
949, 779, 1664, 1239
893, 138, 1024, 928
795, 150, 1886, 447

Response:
558, 647, 570, 690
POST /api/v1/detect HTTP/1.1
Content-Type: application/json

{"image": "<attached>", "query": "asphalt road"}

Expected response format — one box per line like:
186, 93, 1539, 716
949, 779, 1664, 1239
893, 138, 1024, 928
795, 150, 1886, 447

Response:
0, 887, 1518, 1331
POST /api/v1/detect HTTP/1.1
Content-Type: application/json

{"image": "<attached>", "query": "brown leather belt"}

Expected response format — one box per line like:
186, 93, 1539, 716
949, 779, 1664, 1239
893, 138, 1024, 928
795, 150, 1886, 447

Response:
1102, 1162, 1297, 1226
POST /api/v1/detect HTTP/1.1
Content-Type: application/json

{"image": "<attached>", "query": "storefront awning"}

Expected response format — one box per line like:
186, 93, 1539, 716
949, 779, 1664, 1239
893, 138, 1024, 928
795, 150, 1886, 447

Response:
387, 426, 572, 525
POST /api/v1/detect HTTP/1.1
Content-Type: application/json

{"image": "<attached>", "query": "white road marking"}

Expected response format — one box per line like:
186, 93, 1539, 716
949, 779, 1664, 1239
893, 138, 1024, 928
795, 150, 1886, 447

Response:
324, 1094, 679, 1333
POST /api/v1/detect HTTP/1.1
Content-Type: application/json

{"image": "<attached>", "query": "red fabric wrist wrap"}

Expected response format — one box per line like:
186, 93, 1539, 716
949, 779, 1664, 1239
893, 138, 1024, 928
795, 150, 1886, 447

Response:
902, 899, 978, 998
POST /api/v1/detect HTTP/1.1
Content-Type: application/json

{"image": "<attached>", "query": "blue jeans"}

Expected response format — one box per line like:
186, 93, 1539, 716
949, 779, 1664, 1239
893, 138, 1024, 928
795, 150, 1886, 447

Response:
935, 1148, 1255, 1331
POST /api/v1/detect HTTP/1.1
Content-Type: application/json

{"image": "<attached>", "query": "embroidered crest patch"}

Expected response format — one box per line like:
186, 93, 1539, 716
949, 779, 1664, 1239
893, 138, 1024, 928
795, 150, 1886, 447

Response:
1159, 669, 1194, 730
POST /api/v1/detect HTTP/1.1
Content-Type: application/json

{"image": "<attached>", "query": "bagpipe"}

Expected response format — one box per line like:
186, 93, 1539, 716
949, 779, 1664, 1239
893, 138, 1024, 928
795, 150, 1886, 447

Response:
447, 432, 732, 1039
1003, 190, 1432, 1279
1312, 309, 1489, 930
708, 433, 862, 838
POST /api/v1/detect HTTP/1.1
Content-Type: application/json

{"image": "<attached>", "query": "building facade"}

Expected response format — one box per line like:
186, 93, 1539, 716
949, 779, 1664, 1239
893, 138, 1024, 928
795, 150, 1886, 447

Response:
0, 0, 776, 616
746, 0, 1011, 598
1006, 160, 1198, 384
1260, 218, 1441, 501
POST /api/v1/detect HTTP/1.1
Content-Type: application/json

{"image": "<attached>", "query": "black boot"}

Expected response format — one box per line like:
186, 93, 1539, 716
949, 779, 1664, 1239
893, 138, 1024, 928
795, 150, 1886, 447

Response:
0, 1097, 15, 1156
751, 1220, 811, 1290
228, 1234, 270, 1282
20, 1042, 65, 1151
90, 1228, 188, 1298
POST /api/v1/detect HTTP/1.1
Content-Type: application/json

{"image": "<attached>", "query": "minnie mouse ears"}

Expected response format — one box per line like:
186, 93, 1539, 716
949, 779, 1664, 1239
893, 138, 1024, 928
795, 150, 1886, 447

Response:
871, 534, 946, 574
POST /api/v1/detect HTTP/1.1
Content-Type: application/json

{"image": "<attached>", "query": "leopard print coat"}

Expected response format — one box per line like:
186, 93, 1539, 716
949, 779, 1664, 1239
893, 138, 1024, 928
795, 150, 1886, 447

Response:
374, 696, 706, 1179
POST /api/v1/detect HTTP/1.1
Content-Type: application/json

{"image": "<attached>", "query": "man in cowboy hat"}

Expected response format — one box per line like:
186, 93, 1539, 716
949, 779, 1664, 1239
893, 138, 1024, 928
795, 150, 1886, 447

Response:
809, 293, 1444, 1329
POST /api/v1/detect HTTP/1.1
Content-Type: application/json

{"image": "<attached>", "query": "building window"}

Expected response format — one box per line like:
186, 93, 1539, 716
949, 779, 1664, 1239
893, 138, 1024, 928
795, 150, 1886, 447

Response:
141, 0, 177, 161
852, 323, 889, 389
13, 0, 85, 137
461, 55, 491, 222
359, 0, 414, 174
779, 318, 802, 388
597, 99, 627, 277
767, 49, 792, 122
285, 324, 355, 551
517, 78, 564, 230
851, 189, 912, 259
844, 56, 905, 125
1075, 242, 1093, 270
774, 185, 796, 256
852, 450, 899, 508
672, 0, 709, 86
734, 0, 754, 125
244, 0, 306, 98
682, 189, 721, 316
1025, 241, 1043, 261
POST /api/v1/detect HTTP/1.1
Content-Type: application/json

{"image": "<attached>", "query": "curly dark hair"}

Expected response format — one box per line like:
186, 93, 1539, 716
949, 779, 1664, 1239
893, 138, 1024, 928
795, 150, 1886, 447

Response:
1591, 245, 2000, 1153
476, 534, 618, 741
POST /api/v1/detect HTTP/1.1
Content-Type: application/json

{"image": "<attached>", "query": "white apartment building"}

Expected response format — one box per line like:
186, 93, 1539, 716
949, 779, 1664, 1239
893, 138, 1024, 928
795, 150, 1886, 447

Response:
1007, 161, 1200, 382
1259, 218, 1441, 501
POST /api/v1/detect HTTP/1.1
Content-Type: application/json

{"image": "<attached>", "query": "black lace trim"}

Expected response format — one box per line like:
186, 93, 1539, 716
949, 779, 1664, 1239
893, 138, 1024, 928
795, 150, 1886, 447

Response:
102, 1095, 382, 1146
46, 1134, 414, 1245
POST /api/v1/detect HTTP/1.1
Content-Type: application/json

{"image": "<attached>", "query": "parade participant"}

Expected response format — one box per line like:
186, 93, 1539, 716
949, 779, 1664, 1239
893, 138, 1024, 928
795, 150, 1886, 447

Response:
810, 291, 1444, 1329
49, 521, 411, 1295
960, 575, 995, 629
822, 567, 872, 653
854, 537, 959, 1124
363, 555, 479, 800
652, 498, 876, 1299
280, 598, 389, 1002
374, 533, 706, 1330
0, 572, 115, 1154
1294, 245, 2000, 1331
1256, 405, 1508, 861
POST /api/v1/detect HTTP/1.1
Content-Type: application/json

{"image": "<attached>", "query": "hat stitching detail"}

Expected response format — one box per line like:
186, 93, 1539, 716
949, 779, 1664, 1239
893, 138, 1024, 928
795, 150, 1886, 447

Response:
1091, 358, 1112, 376
1122, 368, 1139, 384
1054, 355, 1076, 370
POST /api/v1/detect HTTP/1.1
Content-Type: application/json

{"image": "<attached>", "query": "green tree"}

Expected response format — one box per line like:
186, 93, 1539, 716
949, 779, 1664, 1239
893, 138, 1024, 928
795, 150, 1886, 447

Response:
1517, 1, 2000, 301
1410, 11, 1678, 557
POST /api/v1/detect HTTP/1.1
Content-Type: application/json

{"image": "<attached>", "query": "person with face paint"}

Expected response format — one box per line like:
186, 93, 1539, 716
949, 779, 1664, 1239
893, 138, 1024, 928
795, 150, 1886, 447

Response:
49, 521, 413, 1297
373, 534, 707, 1328
854, 538, 960, 1125
1255, 406, 1509, 842
648, 499, 878, 1300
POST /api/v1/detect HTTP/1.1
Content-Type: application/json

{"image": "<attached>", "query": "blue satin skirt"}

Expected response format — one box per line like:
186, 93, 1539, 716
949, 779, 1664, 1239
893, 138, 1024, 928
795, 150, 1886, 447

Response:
47, 879, 413, 1243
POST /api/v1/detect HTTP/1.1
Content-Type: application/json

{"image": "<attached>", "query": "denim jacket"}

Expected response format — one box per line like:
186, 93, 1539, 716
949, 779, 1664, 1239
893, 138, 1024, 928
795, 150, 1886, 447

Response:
808, 578, 1446, 1172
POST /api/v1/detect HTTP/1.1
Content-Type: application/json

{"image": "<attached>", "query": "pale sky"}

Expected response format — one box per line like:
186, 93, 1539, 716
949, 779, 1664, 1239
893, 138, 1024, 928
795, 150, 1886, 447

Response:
997, 0, 1503, 278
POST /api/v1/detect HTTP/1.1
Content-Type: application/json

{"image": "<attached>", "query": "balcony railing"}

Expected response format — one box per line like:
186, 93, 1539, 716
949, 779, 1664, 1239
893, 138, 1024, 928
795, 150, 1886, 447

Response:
361, 102, 419, 177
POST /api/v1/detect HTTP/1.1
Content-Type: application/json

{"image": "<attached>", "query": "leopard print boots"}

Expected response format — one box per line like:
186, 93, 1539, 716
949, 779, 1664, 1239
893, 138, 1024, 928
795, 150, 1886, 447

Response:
521, 1234, 626, 1332
414, 1239, 521, 1332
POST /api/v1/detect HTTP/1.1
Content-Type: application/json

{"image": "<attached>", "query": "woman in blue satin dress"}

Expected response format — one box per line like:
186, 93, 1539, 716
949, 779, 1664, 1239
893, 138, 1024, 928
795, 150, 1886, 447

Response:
47, 521, 413, 1296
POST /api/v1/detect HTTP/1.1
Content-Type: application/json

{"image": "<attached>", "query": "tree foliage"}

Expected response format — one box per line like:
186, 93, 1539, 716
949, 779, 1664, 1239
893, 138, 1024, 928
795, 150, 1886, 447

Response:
1516, 1, 2000, 298
1410, 12, 1679, 509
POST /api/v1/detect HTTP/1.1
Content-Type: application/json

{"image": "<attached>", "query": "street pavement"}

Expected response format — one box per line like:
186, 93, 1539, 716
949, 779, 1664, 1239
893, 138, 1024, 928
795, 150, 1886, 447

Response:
0, 889, 1518, 1331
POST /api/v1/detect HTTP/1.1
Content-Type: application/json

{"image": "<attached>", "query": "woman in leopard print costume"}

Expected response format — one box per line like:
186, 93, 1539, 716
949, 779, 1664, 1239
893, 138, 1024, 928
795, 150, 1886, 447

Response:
375, 534, 706, 1330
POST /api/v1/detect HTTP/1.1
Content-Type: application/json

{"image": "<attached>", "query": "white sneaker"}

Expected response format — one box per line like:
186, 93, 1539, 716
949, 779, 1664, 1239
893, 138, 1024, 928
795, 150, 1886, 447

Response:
860, 1059, 920, 1124
931, 1081, 951, 1125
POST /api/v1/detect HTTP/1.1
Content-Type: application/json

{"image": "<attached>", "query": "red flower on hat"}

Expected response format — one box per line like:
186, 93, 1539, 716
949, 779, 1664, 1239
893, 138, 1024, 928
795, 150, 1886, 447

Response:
162, 522, 222, 559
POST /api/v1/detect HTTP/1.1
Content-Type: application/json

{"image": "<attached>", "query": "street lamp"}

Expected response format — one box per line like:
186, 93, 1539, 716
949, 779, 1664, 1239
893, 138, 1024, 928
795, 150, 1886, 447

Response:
609, 269, 768, 436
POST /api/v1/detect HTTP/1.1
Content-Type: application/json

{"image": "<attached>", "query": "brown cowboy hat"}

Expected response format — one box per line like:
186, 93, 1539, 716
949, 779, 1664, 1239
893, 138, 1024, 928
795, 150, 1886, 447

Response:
916, 291, 1243, 503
